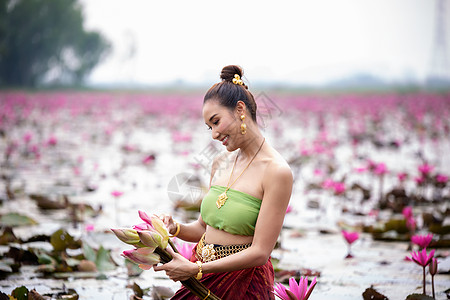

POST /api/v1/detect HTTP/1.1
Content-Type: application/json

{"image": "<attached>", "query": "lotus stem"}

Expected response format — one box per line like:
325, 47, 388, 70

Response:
422, 266, 426, 295
169, 239, 179, 253
431, 274, 435, 299
154, 245, 221, 299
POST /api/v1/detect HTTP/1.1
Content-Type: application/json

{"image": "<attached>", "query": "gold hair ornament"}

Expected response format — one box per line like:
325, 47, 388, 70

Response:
232, 74, 244, 85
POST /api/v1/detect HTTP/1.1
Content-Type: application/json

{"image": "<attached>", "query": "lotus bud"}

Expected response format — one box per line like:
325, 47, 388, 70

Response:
122, 247, 160, 266
138, 230, 162, 249
138, 210, 152, 225
111, 228, 140, 245
150, 215, 169, 239
429, 257, 438, 276
133, 222, 151, 231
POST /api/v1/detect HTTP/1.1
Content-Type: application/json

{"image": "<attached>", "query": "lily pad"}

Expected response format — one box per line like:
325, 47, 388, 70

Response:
82, 243, 115, 271
405, 294, 434, 300
11, 286, 28, 300
429, 224, 450, 235
95, 246, 116, 271
50, 229, 81, 251
0, 213, 37, 226
37, 252, 56, 265
362, 287, 388, 300
0, 227, 20, 245
132, 282, 144, 298
83, 243, 97, 262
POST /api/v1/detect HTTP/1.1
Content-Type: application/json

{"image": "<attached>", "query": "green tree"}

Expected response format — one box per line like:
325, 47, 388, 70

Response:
0, 0, 110, 87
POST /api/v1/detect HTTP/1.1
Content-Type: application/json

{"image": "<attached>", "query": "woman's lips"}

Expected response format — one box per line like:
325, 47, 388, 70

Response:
222, 136, 229, 145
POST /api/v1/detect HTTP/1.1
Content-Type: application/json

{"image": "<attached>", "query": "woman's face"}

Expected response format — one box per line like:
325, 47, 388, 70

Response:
202, 100, 241, 151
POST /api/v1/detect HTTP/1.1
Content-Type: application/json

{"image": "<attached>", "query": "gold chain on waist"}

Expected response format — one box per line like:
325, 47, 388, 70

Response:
196, 233, 251, 262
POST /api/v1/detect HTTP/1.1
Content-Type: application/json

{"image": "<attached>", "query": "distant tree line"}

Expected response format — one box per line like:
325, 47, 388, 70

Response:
0, 0, 110, 87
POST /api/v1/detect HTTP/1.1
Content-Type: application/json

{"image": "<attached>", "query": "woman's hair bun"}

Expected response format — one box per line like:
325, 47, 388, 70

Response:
220, 65, 243, 82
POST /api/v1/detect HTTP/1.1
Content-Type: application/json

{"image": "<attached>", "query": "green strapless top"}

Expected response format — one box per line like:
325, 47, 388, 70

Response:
200, 185, 262, 236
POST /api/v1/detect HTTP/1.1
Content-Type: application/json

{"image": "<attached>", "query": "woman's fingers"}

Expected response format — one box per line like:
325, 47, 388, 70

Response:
166, 246, 176, 256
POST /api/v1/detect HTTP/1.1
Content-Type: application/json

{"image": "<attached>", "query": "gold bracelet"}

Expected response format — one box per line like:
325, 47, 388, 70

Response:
170, 222, 180, 237
196, 260, 203, 280
202, 289, 210, 300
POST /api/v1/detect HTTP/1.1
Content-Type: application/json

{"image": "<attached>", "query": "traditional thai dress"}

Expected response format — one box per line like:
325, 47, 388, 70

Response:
171, 185, 275, 300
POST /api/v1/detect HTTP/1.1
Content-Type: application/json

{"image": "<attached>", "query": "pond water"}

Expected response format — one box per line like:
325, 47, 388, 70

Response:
0, 91, 449, 299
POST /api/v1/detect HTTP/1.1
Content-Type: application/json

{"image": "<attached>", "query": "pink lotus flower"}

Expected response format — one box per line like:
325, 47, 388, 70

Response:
414, 176, 425, 185
406, 248, 435, 267
342, 230, 359, 258
397, 172, 408, 182
123, 144, 136, 152
333, 182, 346, 195
406, 248, 436, 296
411, 233, 433, 249
368, 209, 379, 217
176, 241, 196, 259
111, 190, 124, 198
374, 163, 388, 175
47, 135, 58, 146
406, 217, 416, 232
313, 169, 324, 176
23, 132, 32, 143
73, 167, 81, 176
402, 206, 413, 219
436, 174, 448, 183
142, 154, 155, 164
354, 166, 368, 173
418, 163, 434, 176
274, 277, 317, 300
321, 179, 335, 189
342, 230, 359, 245
85, 224, 95, 232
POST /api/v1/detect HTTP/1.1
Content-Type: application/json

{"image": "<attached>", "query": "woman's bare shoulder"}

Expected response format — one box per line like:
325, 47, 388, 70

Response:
264, 149, 293, 184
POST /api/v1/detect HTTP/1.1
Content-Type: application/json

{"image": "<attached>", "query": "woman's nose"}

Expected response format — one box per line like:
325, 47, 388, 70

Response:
212, 128, 220, 140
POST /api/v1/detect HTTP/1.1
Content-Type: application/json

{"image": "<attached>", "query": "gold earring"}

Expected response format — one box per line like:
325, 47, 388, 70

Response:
240, 114, 246, 135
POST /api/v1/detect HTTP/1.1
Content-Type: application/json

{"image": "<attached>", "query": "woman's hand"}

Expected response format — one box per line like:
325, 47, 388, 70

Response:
159, 214, 177, 236
153, 247, 198, 282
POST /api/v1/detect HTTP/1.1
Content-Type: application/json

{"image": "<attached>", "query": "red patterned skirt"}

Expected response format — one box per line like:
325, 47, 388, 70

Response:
171, 243, 275, 300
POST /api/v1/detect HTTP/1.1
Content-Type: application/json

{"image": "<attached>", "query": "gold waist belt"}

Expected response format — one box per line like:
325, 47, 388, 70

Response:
196, 233, 251, 262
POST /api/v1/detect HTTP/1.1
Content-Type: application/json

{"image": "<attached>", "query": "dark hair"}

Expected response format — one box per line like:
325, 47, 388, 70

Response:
204, 65, 257, 122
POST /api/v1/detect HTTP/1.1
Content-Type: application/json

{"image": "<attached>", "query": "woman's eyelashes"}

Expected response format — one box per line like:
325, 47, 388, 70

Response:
207, 120, 219, 130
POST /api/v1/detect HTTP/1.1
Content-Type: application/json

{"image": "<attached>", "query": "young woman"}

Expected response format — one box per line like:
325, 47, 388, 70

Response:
154, 65, 293, 299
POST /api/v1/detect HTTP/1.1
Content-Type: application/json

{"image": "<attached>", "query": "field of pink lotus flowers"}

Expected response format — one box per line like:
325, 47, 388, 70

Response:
0, 90, 449, 299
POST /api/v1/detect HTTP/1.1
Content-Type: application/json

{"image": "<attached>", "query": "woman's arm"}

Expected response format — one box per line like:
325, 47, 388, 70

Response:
172, 215, 207, 243
155, 161, 293, 281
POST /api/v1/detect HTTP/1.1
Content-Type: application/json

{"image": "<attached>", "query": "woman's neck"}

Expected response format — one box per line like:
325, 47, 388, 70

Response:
237, 129, 265, 161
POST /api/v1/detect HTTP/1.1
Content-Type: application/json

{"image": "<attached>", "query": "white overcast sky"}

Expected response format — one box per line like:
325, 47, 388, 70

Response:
79, 0, 446, 86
